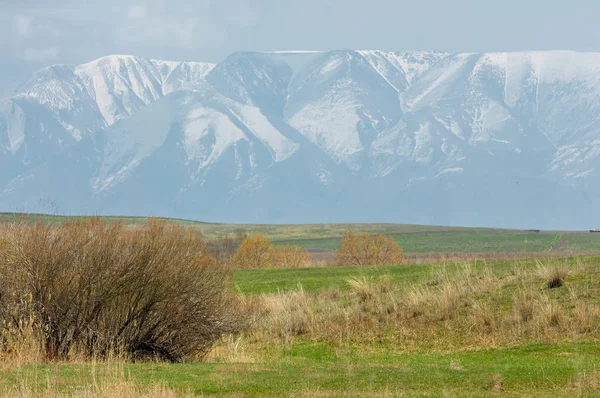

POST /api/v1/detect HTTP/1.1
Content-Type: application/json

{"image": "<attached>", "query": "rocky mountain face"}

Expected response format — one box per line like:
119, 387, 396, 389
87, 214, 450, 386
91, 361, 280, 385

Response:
0, 51, 598, 229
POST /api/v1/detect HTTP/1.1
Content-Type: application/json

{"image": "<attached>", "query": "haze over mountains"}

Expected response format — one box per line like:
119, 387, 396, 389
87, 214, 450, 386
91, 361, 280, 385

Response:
0, 50, 598, 229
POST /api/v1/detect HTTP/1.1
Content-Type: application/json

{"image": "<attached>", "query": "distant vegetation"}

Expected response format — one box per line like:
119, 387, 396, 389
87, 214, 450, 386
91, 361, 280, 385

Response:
231, 233, 310, 269
3, 213, 600, 256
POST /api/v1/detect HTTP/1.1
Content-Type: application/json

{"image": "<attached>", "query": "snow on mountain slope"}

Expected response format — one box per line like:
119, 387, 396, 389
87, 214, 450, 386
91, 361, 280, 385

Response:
369, 116, 466, 179
229, 103, 299, 162
358, 50, 447, 92
1, 50, 600, 228
1, 55, 214, 155
92, 84, 299, 194
404, 51, 600, 149
285, 50, 406, 167
205, 52, 293, 115
397, 52, 556, 170
402, 53, 476, 110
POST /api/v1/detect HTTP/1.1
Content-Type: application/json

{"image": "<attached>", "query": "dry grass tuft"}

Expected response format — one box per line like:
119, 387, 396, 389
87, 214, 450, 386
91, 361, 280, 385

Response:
514, 289, 536, 324
346, 275, 391, 302
490, 375, 504, 391
536, 261, 570, 289
260, 286, 313, 343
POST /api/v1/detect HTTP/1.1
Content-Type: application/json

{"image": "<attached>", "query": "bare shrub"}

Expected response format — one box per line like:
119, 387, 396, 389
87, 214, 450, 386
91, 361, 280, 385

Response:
335, 231, 403, 266
206, 231, 247, 266
0, 219, 248, 362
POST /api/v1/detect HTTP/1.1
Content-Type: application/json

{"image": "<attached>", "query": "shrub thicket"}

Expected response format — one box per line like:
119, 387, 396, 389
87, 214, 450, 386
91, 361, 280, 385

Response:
0, 219, 248, 362
335, 231, 403, 266
232, 234, 310, 269
206, 231, 247, 266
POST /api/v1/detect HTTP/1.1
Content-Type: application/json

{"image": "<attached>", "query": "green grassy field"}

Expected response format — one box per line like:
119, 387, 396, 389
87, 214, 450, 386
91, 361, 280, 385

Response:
231, 255, 597, 295
2, 212, 600, 254
1, 256, 599, 396
2, 343, 598, 397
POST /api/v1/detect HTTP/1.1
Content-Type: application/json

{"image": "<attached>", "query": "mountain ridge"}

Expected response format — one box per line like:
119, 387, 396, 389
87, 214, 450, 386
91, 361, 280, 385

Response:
0, 50, 598, 229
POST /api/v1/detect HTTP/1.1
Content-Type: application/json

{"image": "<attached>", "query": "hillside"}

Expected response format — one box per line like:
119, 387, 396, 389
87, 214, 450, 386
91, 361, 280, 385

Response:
2, 212, 600, 254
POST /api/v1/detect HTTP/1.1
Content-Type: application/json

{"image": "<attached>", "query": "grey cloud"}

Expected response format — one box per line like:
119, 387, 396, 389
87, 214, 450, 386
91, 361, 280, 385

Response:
1, 0, 600, 78
1, 0, 268, 65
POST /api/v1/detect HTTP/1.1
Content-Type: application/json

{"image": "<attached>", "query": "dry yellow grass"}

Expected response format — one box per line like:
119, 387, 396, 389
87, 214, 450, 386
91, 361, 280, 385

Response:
220, 260, 600, 357
0, 364, 187, 398
2, 380, 183, 398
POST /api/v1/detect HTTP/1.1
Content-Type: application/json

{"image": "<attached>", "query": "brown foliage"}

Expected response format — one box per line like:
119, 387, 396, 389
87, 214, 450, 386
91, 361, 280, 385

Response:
335, 231, 403, 266
232, 234, 311, 269
232, 233, 275, 269
274, 246, 311, 269
0, 219, 248, 362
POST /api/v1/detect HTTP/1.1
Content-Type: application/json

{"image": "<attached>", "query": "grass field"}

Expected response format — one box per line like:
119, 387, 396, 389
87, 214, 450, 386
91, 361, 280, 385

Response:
1, 214, 599, 396
1, 254, 599, 396
1, 343, 599, 396
2, 212, 600, 254
231, 255, 595, 294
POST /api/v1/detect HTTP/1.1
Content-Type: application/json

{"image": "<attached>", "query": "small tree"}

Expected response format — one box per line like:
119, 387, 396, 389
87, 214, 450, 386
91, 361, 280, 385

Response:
207, 231, 247, 266
335, 231, 403, 266
274, 246, 311, 268
232, 233, 275, 269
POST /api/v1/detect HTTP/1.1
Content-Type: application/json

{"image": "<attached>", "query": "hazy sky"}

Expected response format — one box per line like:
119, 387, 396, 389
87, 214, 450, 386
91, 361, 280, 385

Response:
1, 0, 599, 86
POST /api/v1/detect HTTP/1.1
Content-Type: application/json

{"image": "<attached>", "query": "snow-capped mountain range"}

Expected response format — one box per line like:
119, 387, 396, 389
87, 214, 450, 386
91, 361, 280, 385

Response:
0, 50, 599, 229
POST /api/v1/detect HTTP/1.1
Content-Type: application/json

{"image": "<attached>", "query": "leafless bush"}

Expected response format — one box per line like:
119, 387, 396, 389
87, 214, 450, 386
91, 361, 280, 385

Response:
0, 219, 249, 362
206, 231, 247, 266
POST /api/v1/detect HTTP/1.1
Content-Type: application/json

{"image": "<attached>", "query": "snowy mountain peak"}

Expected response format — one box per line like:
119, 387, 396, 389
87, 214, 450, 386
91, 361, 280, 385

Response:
1, 50, 599, 229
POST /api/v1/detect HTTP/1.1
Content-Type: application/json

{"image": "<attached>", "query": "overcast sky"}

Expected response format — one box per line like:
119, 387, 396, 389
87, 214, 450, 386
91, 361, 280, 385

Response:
2, 0, 600, 87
